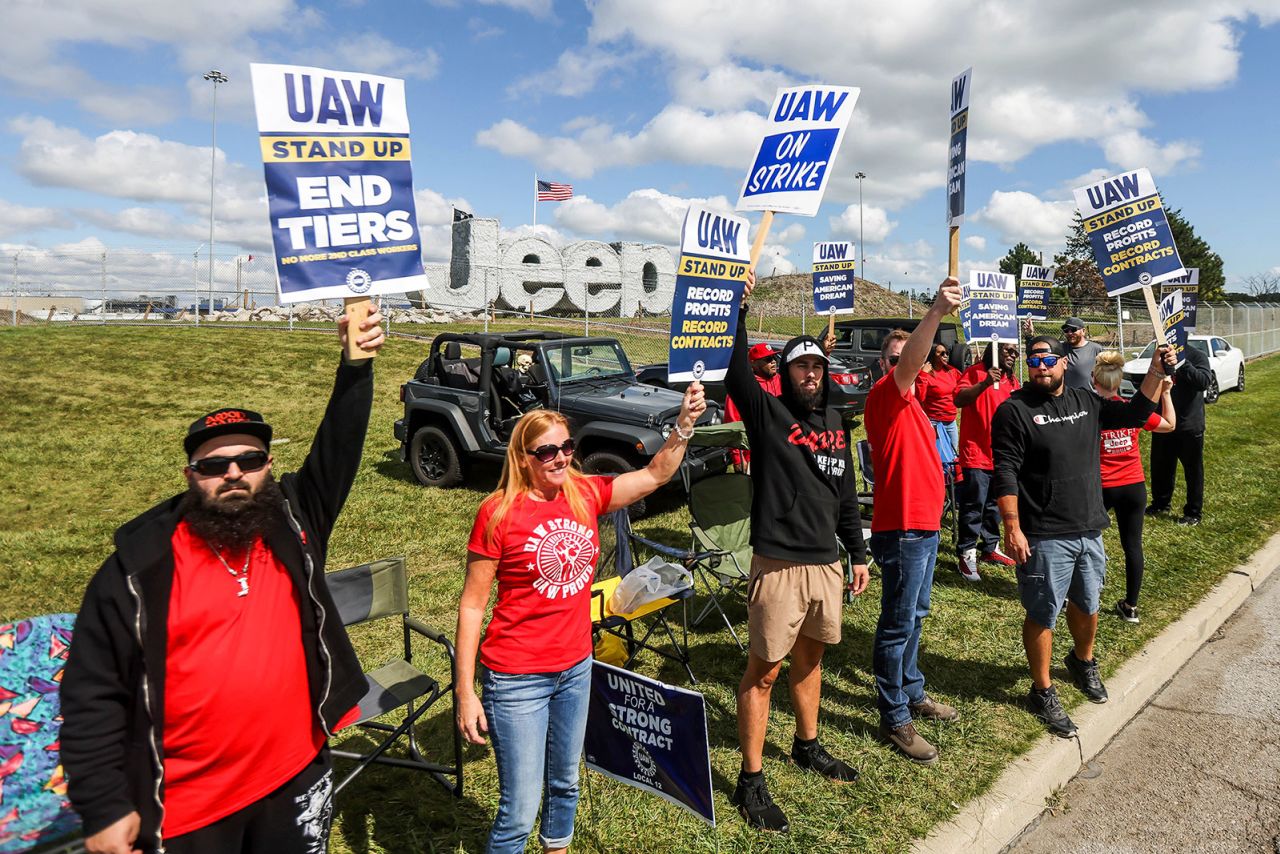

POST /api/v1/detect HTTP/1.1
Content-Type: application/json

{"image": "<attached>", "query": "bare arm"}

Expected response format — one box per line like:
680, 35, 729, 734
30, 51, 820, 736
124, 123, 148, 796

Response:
1154, 377, 1176, 433
455, 553, 497, 745
890, 278, 962, 395
998, 494, 1030, 564
608, 382, 707, 511
1137, 344, 1175, 403
954, 367, 994, 408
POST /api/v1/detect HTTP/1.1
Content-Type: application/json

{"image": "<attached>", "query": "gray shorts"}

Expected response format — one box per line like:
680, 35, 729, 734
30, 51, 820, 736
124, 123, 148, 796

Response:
1017, 533, 1106, 628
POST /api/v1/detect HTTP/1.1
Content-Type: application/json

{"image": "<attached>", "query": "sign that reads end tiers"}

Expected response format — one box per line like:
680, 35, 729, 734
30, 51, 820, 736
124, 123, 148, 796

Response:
1161, 268, 1200, 329
668, 206, 750, 383
962, 270, 1019, 343
947, 68, 972, 227
812, 241, 856, 315
737, 86, 859, 217
1073, 168, 1185, 297
251, 62, 428, 303
1018, 263, 1055, 320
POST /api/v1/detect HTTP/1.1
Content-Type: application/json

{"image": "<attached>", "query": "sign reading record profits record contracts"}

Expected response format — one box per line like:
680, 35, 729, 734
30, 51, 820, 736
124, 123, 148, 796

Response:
1073, 168, 1185, 297
812, 241, 856, 315
1018, 264, 1055, 320
947, 68, 972, 226
251, 63, 427, 303
738, 85, 859, 216
668, 206, 750, 383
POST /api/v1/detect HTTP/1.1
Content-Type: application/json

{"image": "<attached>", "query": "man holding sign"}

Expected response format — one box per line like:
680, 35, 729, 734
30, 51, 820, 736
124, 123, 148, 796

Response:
668, 206, 751, 385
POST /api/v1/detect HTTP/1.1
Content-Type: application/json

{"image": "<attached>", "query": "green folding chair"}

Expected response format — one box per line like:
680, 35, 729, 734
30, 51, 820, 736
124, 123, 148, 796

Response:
325, 557, 462, 797
685, 472, 753, 650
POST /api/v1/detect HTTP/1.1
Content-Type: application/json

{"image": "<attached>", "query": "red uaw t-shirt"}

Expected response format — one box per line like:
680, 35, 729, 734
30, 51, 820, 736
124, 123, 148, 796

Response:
468, 477, 614, 674
164, 521, 327, 838
913, 365, 962, 422
1099, 397, 1163, 488
955, 365, 1020, 470
865, 374, 944, 532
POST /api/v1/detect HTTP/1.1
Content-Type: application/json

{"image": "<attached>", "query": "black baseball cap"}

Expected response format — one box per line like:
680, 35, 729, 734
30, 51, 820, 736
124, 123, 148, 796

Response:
1061, 316, 1086, 332
184, 408, 272, 457
1027, 335, 1067, 356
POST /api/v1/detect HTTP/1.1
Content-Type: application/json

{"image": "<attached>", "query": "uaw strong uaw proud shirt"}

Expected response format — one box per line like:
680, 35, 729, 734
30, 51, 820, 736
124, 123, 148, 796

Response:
991, 386, 1156, 537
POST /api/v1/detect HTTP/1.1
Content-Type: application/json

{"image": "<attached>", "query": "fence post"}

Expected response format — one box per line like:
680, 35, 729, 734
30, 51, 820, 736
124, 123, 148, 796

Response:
288, 302, 294, 331
1116, 297, 1124, 350
100, 250, 107, 325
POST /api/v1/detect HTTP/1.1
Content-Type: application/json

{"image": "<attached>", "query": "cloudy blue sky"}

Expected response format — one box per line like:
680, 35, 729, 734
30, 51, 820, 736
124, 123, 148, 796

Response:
2, 0, 1278, 292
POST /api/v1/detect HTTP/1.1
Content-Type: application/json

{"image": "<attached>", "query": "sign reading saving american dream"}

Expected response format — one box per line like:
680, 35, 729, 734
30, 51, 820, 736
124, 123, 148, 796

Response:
1073, 168, 1186, 297
1158, 288, 1190, 368
583, 662, 715, 826
812, 241, 856, 315
962, 270, 1019, 343
947, 68, 972, 227
1161, 268, 1200, 329
1018, 263, 1055, 320
250, 63, 428, 303
737, 85, 860, 217
668, 206, 750, 383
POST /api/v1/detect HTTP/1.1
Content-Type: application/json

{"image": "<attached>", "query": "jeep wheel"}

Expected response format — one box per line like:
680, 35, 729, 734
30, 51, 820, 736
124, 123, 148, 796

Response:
410, 426, 464, 487
581, 450, 645, 516
1205, 375, 1220, 405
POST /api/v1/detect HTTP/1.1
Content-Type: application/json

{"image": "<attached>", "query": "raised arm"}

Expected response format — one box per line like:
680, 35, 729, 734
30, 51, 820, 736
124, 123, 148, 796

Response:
890, 278, 962, 395
1102, 344, 1169, 430
608, 383, 706, 511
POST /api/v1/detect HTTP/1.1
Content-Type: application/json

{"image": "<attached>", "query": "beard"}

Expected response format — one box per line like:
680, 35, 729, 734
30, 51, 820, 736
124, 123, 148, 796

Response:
793, 384, 823, 411
1031, 372, 1065, 394
180, 475, 286, 551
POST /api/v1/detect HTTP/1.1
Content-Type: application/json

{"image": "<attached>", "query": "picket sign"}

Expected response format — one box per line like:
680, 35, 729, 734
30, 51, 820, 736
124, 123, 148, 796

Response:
1140, 285, 1173, 374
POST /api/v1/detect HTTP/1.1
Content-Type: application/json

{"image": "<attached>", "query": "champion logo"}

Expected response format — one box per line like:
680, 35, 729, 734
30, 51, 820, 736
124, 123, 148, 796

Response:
1032, 410, 1089, 426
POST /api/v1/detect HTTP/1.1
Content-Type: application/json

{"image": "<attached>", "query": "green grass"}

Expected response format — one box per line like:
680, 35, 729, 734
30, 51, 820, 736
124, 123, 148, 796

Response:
3, 324, 1278, 853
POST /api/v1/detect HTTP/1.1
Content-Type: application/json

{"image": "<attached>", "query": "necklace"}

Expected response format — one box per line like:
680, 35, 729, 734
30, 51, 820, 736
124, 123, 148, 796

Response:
210, 545, 251, 597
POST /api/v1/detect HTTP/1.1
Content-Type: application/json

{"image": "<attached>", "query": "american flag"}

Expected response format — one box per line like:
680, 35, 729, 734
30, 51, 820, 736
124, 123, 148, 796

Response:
536, 179, 573, 201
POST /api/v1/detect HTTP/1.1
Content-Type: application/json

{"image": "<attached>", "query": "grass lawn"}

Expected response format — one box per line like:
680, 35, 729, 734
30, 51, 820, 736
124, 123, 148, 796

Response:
3, 324, 1277, 854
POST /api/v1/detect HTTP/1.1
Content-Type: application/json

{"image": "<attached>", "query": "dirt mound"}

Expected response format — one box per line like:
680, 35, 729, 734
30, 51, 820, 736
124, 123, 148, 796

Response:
756, 273, 929, 317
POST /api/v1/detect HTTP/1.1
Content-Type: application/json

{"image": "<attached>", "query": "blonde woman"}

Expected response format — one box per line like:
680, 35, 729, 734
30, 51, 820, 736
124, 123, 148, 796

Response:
1093, 351, 1175, 623
455, 384, 704, 854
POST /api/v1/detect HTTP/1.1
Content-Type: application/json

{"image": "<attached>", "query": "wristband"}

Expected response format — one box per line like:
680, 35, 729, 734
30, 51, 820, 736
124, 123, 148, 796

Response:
675, 424, 695, 441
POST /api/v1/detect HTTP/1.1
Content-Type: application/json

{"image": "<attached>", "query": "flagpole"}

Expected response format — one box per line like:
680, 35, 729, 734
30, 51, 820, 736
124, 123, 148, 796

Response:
533, 172, 538, 227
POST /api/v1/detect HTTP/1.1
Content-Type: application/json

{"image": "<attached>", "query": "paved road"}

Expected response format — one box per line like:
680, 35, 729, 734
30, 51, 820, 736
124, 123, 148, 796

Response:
1010, 569, 1280, 854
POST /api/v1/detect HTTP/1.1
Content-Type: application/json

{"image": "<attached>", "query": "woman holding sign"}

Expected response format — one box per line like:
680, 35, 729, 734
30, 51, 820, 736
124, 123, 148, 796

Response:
454, 386, 704, 854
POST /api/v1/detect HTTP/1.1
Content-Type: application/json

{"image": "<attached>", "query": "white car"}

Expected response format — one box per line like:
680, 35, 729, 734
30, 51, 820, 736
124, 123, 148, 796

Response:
1119, 335, 1246, 403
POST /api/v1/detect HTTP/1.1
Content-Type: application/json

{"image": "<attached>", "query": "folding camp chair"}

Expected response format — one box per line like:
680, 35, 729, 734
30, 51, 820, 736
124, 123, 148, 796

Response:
326, 557, 463, 797
684, 471, 753, 650
591, 508, 699, 683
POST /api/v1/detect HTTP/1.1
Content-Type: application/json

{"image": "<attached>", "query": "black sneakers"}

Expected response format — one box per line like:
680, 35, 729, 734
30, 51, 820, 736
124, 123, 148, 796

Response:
1027, 686, 1077, 738
1177, 515, 1201, 527
1115, 599, 1140, 624
791, 737, 859, 783
731, 772, 789, 832
1144, 504, 1170, 517
1064, 652, 1109, 703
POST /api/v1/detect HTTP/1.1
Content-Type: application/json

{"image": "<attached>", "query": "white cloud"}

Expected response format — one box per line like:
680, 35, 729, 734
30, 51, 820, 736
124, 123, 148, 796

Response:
828, 204, 895, 244
1101, 130, 1200, 174
0, 200, 62, 238
972, 190, 1077, 253
776, 223, 806, 244
554, 188, 739, 244
329, 33, 440, 80
964, 235, 987, 251
757, 245, 795, 277
509, 47, 635, 98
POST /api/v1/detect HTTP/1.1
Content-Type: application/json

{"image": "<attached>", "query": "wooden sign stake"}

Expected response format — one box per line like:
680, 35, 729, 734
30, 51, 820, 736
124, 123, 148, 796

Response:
990, 333, 1000, 389
826, 306, 837, 344
344, 296, 376, 361
948, 225, 960, 279
1140, 285, 1175, 375
749, 211, 775, 270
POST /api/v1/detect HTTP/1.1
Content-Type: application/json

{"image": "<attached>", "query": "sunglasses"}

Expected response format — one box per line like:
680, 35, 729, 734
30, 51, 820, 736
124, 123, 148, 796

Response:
527, 438, 576, 463
190, 450, 269, 477
886, 355, 900, 365
1026, 354, 1062, 368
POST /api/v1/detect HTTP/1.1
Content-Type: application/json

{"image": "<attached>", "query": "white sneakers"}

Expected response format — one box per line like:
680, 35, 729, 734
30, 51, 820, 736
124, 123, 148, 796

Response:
958, 548, 982, 582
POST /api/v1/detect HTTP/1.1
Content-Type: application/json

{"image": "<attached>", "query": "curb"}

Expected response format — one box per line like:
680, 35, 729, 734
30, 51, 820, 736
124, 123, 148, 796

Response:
912, 529, 1280, 854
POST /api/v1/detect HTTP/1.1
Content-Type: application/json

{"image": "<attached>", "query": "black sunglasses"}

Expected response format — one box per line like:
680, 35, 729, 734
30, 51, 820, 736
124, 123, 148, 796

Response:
527, 438, 575, 463
886, 354, 900, 365
190, 450, 269, 477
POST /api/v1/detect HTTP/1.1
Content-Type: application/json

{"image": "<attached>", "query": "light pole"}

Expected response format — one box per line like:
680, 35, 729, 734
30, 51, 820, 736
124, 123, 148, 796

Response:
855, 171, 867, 283
203, 69, 228, 317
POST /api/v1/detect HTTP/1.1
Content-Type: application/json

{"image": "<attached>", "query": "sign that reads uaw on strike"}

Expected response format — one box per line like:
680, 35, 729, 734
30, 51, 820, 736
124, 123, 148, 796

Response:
812, 241, 856, 315
668, 206, 750, 383
737, 85, 859, 217
1073, 168, 1185, 297
251, 63, 428, 303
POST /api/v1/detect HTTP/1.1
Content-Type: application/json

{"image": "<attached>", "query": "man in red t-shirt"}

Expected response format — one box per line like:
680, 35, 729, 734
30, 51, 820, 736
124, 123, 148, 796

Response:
725, 342, 781, 470
864, 277, 962, 767
63, 314, 383, 854
952, 342, 1020, 581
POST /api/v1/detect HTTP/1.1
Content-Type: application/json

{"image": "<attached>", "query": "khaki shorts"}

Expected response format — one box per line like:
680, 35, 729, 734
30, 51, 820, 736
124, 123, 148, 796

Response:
746, 554, 844, 662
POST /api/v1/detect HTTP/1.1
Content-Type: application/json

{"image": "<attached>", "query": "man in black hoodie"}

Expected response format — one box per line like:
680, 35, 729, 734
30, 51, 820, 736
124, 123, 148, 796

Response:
1147, 341, 1213, 525
724, 273, 869, 833
992, 335, 1173, 738
62, 312, 384, 854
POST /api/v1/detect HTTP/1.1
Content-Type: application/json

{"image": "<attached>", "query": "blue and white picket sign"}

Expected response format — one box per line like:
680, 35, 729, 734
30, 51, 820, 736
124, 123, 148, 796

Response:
1017, 263, 1055, 319
961, 270, 1019, 343
737, 85, 859, 217
668, 205, 750, 382
812, 241, 856, 315
251, 63, 428, 303
1072, 168, 1186, 297
1157, 288, 1190, 368
1161, 268, 1199, 329
946, 68, 972, 227
583, 661, 715, 826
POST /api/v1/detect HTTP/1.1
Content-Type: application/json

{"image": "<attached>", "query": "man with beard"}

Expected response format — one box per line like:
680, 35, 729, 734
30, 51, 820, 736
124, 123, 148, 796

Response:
992, 336, 1173, 738
62, 312, 385, 854
864, 278, 962, 767
724, 272, 869, 833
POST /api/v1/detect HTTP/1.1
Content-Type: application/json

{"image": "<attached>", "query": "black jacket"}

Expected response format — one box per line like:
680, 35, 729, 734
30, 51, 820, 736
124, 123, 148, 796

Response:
1169, 343, 1213, 434
991, 384, 1156, 537
61, 360, 373, 852
725, 313, 866, 565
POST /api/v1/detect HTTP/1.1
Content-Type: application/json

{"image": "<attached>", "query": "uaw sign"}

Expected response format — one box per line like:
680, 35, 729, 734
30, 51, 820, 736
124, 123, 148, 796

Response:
583, 662, 715, 826
1161, 268, 1200, 329
1018, 263, 1055, 320
947, 68, 972, 227
1073, 168, 1186, 297
812, 241, 856, 315
668, 206, 750, 383
250, 63, 428, 302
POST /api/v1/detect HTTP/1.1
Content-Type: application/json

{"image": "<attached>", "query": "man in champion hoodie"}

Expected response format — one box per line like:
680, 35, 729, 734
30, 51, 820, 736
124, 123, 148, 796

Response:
724, 272, 869, 833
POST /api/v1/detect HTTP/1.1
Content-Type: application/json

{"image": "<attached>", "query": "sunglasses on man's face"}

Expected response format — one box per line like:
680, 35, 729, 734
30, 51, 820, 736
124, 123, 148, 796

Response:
190, 450, 270, 477
527, 438, 576, 463
1026, 354, 1062, 369
886, 354, 900, 365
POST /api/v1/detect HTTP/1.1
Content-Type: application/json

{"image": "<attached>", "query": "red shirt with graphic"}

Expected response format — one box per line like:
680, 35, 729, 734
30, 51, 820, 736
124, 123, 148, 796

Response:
468, 476, 614, 674
1099, 397, 1163, 488
164, 521, 327, 838
913, 364, 962, 422
865, 373, 944, 532
955, 364, 1020, 470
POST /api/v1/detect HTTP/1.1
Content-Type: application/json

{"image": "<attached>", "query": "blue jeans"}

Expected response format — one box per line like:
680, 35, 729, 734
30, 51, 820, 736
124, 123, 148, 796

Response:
871, 530, 940, 728
957, 467, 1001, 553
481, 655, 592, 853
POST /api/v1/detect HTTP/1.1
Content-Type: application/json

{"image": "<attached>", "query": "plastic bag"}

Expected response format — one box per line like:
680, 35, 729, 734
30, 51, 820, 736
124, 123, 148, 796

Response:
607, 556, 693, 614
